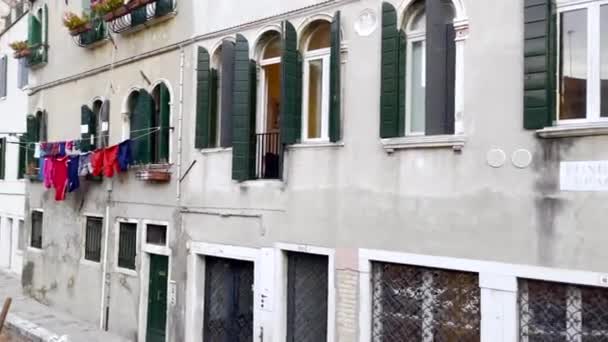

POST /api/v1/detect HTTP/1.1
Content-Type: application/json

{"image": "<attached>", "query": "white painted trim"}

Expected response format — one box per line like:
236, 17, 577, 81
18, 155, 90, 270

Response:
358, 249, 608, 342
381, 134, 466, 152
253, 25, 282, 60
185, 242, 261, 342
537, 121, 608, 138
113, 218, 139, 277
301, 51, 331, 141
274, 243, 336, 342
141, 219, 170, 249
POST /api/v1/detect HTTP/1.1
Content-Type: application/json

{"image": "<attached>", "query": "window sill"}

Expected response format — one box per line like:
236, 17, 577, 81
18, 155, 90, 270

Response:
200, 147, 232, 154
287, 142, 345, 150
27, 247, 43, 254
80, 259, 101, 268
381, 135, 466, 153
115, 267, 138, 277
536, 122, 608, 139
238, 179, 285, 189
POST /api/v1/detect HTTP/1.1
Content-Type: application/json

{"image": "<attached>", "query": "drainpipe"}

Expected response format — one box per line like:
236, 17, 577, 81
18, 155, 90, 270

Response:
99, 179, 113, 330
176, 46, 185, 204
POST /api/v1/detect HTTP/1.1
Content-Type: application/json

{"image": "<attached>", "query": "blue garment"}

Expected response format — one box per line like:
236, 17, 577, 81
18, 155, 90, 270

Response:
38, 157, 44, 181
58, 142, 66, 157
118, 140, 133, 172
68, 156, 80, 193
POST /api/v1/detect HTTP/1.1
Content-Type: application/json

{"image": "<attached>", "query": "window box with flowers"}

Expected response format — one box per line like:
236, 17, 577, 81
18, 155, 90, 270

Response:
9, 41, 31, 59
63, 11, 108, 48
93, 0, 176, 34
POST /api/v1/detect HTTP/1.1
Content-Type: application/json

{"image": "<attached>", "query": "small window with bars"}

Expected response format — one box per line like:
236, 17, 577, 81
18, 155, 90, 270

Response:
371, 261, 481, 342
519, 279, 608, 342
30, 211, 43, 249
118, 222, 137, 270
84, 216, 103, 262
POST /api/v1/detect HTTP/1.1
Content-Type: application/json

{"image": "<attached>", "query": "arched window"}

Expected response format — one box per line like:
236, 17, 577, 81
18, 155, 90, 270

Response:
380, 1, 461, 139
403, 0, 455, 136
257, 31, 282, 134
128, 83, 171, 165
301, 21, 331, 141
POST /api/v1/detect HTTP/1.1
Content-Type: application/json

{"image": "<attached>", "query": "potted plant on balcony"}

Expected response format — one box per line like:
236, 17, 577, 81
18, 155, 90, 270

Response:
63, 12, 91, 36
92, 0, 128, 22
9, 41, 30, 59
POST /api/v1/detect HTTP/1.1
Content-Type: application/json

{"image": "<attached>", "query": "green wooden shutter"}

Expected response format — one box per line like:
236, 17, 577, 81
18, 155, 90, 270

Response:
232, 34, 254, 181
38, 111, 47, 143
249, 60, 258, 177
209, 68, 219, 147
0, 138, 6, 180
43, 5, 48, 47
280, 20, 300, 145
18, 135, 26, 179
380, 2, 400, 138
159, 83, 171, 163
195, 46, 211, 149
28, 15, 42, 46
81, 105, 95, 152
26, 114, 38, 175
131, 90, 154, 165
220, 40, 235, 148
100, 100, 110, 148
398, 30, 407, 136
0, 56, 7, 98
329, 11, 342, 142
524, 0, 556, 129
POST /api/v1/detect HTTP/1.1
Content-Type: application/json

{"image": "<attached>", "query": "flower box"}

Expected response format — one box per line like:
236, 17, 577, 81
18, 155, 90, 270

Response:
13, 49, 31, 59
69, 23, 92, 36
136, 169, 171, 183
103, 5, 128, 22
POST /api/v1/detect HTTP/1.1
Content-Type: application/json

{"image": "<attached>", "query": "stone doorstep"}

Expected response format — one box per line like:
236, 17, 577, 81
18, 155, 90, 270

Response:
4, 313, 65, 342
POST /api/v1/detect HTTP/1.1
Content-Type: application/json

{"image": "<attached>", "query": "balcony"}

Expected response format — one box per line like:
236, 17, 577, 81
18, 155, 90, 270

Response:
27, 43, 47, 69
254, 132, 282, 180
73, 18, 109, 48
105, 0, 176, 34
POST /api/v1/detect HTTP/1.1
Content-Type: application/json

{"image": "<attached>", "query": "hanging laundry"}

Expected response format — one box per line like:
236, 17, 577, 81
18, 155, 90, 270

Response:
43, 157, 54, 189
118, 139, 133, 172
59, 142, 67, 157
49, 143, 60, 157
67, 156, 80, 193
79, 152, 93, 177
34, 143, 41, 159
103, 145, 119, 178
91, 149, 105, 177
38, 157, 45, 182
52, 156, 69, 201
40, 143, 49, 157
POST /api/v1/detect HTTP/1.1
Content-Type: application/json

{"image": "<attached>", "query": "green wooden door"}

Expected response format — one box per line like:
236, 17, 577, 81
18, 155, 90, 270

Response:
146, 255, 168, 342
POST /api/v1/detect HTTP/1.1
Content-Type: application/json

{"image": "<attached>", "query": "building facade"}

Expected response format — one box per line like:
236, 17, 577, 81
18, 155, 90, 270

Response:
0, 0, 28, 276
19, 0, 608, 341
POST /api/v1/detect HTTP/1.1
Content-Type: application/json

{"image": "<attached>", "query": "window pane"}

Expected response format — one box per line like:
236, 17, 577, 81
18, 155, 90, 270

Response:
307, 59, 323, 139
31, 211, 42, 249
118, 223, 137, 270
560, 9, 587, 120
410, 41, 426, 134
263, 36, 281, 59
307, 23, 331, 51
85, 217, 102, 262
146, 224, 166, 246
601, 6, 608, 117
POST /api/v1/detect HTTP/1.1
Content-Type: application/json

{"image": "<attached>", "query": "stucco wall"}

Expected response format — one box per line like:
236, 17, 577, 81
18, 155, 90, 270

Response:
22, 0, 608, 340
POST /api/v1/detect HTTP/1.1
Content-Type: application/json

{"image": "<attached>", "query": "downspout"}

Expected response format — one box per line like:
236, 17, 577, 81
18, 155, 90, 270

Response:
99, 179, 112, 330
176, 46, 185, 203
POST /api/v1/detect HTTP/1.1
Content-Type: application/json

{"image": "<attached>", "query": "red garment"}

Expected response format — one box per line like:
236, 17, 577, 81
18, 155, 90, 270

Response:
52, 157, 69, 201
91, 149, 105, 176
103, 145, 120, 178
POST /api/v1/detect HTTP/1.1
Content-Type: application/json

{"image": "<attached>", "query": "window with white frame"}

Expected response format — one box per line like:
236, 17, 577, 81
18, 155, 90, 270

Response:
519, 278, 608, 341
403, 1, 455, 136
117, 222, 137, 270
84, 216, 103, 262
301, 21, 331, 141
258, 32, 282, 135
371, 261, 480, 341
558, 1, 608, 122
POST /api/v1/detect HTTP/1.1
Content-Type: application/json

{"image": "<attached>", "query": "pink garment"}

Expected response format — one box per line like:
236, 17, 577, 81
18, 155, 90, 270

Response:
43, 157, 54, 189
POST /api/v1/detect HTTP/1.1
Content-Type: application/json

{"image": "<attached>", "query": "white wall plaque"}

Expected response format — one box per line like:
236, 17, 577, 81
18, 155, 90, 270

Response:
169, 280, 177, 306
560, 161, 608, 191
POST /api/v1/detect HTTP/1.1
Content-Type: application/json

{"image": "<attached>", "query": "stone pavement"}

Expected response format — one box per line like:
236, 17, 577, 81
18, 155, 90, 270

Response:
0, 271, 129, 342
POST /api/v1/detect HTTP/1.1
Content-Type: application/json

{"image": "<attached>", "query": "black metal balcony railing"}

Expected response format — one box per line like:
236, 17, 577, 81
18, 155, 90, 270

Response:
27, 43, 47, 68
75, 19, 108, 48
255, 132, 281, 180
108, 0, 176, 34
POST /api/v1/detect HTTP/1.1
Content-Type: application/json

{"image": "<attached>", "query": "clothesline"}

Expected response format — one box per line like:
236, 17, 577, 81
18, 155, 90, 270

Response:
7, 126, 162, 150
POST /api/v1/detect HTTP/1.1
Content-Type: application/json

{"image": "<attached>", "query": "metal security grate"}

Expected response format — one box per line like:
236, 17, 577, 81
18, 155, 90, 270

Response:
30, 211, 43, 249
84, 217, 103, 262
118, 223, 137, 270
371, 262, 481, 342
286, 252, 329, 342
203, 257, 254, 342
519, 279, 608, 342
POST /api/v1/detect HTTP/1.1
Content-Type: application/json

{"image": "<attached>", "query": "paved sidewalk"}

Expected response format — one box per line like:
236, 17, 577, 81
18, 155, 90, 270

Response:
0, 271, 129, 342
